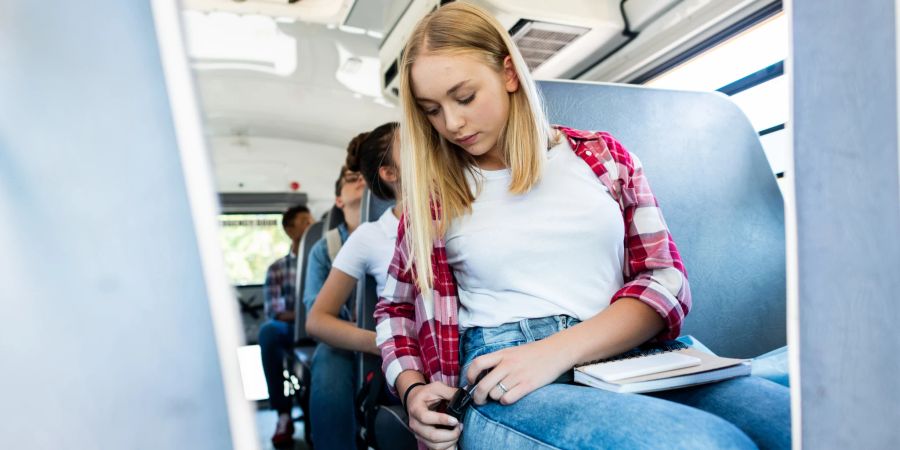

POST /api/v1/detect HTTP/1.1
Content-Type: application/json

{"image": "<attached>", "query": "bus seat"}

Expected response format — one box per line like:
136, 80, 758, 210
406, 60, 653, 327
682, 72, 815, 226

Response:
355, 190, 395, 386
235, 285, 265, 345
353, 190, 416, 449
538, 80, 786, 359
290, 205, 343, 445
0, 1, 250, 446
326, 204, 345, 229
294, 205, 343, 345
294, 221, 323, 346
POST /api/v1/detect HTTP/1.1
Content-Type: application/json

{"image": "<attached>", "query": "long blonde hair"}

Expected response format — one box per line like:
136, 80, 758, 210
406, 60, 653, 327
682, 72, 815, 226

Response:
399, 2, 553, 295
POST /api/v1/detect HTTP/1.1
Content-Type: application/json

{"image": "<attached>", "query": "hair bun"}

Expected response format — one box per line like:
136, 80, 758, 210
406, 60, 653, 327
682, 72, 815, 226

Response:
345, 131, 370, 172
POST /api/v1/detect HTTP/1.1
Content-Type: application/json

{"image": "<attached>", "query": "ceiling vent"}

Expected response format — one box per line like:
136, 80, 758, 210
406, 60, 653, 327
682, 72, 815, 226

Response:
509, 20, 589, 71
377, 0, 681, 97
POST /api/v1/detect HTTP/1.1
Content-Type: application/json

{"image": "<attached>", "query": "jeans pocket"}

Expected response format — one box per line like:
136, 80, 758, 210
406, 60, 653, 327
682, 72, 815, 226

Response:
479, 326, 528, 346
461, 324, 525, 359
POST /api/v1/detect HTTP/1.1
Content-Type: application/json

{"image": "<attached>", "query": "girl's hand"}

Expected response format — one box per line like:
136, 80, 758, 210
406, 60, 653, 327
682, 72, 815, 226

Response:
406, 381, 463, 450
465, 339, 572, 406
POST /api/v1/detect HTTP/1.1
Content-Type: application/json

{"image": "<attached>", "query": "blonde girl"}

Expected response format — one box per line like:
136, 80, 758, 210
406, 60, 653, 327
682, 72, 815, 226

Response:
375, 3, 789, 450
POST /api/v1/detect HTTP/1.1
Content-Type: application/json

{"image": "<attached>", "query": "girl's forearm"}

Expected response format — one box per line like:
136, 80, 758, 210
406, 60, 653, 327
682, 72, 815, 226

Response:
308, 311, 379, 355
395, 369, 427, 398
307, 269, 380, 354
544, 297, 665, 368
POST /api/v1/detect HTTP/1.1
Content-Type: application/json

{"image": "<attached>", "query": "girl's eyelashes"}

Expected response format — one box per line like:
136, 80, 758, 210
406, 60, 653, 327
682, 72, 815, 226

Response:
420, 94, 473, 115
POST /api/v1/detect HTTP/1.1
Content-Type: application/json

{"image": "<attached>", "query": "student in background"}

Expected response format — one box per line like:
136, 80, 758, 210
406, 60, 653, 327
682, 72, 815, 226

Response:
302, 165, 366, 314
306, 122, 401, 450
300, 162, 366, 447
375, 3, 790, 450
258, 204, 313, 446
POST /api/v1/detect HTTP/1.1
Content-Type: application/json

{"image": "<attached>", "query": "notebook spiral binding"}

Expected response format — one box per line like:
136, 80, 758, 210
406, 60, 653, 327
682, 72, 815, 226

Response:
576, 340, 689, 367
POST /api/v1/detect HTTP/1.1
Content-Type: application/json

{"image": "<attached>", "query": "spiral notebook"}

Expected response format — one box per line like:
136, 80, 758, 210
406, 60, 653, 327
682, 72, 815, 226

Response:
574, 340, 750, 394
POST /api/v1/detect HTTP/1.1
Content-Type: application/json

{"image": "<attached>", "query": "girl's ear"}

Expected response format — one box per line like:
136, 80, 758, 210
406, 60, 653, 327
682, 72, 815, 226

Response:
379, 165, 399, 184
503, 55, 520, 93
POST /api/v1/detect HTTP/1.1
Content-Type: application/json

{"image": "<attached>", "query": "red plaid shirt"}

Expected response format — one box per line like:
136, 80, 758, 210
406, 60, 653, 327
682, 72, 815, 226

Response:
374, 127, 691, 390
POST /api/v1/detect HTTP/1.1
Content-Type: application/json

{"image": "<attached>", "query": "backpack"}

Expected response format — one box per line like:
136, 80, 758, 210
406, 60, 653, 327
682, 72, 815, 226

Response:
324, 227, 354, 320
325, 227, 343, 263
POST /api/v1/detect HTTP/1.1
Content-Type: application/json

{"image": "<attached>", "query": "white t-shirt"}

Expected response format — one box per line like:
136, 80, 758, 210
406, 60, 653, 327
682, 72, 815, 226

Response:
332, 208, 400, 297
445, 139, 626, 330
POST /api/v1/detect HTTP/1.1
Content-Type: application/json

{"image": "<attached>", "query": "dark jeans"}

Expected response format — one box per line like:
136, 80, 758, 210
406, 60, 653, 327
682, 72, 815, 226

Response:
310, 342, 357, 450
258, 320, 293, 414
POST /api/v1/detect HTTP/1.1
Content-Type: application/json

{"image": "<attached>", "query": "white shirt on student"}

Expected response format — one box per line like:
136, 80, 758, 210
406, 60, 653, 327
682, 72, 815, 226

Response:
445, 139, 626, 330
332, 207, 400, 297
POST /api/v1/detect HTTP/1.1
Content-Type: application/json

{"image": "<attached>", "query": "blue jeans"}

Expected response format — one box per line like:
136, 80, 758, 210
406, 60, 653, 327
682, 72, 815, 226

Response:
459, 316, 791, 450
310, 342, 357, 450
751, 346, 790, 387
258, 320, 293, 414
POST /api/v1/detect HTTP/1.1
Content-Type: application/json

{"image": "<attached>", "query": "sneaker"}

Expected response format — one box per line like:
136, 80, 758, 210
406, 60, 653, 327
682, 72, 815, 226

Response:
271, 416, 295, 446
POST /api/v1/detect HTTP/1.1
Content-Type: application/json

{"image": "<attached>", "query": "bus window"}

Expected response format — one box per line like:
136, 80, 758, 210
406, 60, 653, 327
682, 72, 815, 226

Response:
643, 12, 789, 188
643, 13, 787, 93
219, 213, 291, 286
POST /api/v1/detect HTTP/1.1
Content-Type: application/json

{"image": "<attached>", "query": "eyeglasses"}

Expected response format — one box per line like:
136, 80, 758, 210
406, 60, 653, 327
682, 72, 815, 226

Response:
342, 171, 362, 183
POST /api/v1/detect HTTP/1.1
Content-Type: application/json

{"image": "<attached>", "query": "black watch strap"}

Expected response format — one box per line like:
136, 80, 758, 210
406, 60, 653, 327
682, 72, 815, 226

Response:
402, 382, 427, 413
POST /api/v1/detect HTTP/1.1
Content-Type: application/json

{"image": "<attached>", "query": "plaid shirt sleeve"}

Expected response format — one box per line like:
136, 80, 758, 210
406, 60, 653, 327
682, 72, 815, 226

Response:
601, 133, 692, 340
374, 214, 426, 391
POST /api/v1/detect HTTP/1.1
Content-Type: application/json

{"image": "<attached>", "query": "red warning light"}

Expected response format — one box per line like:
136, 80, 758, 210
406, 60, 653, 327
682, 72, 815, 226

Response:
290, 181, 300, 191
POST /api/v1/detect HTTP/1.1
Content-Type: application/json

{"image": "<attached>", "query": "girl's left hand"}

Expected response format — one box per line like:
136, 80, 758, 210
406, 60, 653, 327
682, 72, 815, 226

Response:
465, 339, 572, 406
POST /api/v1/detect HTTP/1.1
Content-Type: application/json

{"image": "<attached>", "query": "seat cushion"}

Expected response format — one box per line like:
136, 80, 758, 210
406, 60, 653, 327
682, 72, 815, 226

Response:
373, 405, 417, 450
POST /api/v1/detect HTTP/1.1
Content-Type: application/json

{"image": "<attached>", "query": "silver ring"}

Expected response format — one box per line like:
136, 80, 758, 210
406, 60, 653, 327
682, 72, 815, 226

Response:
497, 382, 509, 394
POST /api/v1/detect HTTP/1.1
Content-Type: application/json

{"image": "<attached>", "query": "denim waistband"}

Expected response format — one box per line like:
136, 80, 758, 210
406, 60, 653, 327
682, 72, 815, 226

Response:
459, 315, 581, 386
463, 315, 581, 348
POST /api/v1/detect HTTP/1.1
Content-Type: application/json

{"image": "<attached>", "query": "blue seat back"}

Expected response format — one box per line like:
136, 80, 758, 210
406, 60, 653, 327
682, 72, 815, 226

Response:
0, 1, 250, 447
294, 206, 341, 342
539, 80, 786, 358
355, 190, 395, 387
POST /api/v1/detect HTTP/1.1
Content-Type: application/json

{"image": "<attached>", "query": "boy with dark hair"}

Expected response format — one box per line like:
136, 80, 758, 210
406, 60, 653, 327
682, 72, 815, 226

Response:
259, 203, 312, 445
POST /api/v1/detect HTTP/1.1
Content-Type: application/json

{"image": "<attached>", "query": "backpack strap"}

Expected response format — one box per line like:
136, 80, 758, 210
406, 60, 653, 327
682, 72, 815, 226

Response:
325, 228, 343, 262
